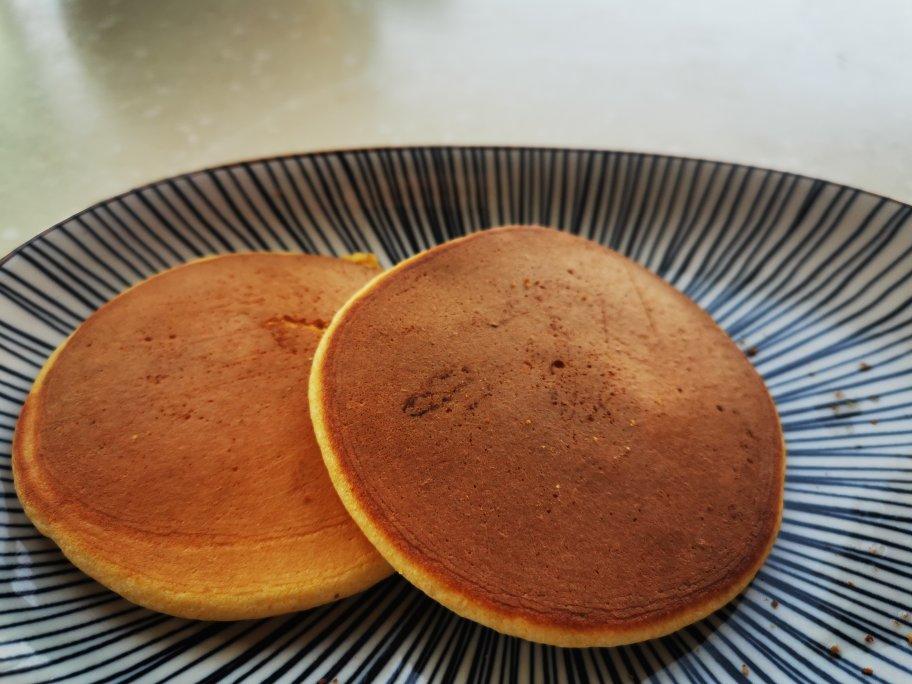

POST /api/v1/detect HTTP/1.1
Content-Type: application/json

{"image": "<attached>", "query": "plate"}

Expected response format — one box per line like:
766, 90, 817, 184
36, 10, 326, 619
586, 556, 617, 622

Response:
1, 147, 910, 682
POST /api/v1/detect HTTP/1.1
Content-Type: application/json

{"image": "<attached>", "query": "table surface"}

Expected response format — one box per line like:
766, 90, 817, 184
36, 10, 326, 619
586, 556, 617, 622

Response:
3, 0, 911, 258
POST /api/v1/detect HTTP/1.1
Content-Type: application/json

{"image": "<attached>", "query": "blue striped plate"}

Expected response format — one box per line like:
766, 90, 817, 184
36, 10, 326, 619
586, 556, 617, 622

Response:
1, 147, 910, 682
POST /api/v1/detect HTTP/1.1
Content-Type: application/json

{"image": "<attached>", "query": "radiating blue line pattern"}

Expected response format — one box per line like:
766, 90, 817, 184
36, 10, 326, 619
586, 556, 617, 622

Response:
0, 147, 910, 682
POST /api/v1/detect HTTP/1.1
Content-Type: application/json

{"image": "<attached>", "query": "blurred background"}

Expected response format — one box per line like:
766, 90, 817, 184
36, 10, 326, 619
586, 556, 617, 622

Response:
2, 0, 911, 256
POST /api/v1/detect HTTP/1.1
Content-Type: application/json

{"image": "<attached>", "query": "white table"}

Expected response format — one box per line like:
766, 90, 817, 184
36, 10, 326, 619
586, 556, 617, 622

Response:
3, 0, 911, 257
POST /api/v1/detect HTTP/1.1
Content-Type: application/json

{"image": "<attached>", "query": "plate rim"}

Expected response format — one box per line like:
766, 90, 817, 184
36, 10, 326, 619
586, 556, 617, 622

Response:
4, 144, 909, 270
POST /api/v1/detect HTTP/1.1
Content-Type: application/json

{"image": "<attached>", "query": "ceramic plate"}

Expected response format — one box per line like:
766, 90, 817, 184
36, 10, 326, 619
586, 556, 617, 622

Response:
1, 148, 910, 682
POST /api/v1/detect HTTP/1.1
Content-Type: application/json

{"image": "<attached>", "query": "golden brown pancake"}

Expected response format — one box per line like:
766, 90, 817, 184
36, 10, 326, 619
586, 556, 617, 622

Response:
311, 226, 785, 647
14, 253, 392, 620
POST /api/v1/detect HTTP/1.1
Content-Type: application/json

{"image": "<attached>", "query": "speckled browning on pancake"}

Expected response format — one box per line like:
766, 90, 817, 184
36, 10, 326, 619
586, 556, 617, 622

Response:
14, 253, 392, 619
311, 226, 785, 646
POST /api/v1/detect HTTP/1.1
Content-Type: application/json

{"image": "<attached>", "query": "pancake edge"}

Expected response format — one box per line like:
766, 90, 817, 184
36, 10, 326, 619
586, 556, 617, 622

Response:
309, 226, 786, 647
13, 252, 393, 620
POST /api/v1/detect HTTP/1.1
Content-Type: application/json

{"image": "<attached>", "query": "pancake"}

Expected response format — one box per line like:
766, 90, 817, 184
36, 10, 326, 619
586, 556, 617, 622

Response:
14, 253, 392, 620
311, 226, 785, 647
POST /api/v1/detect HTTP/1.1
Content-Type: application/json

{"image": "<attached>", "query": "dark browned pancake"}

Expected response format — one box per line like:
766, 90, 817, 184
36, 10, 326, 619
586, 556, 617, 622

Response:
311, 226, 785, 646
14, 253, 392, 619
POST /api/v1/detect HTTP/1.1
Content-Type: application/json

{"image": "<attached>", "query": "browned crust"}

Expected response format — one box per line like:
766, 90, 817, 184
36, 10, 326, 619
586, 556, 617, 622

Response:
14, 253, 392, 619
311, 226, 785, 646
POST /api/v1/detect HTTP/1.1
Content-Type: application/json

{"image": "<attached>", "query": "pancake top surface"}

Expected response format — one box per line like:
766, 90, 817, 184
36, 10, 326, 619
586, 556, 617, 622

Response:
314, 227, 784, 643
15, 253, 390, 618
